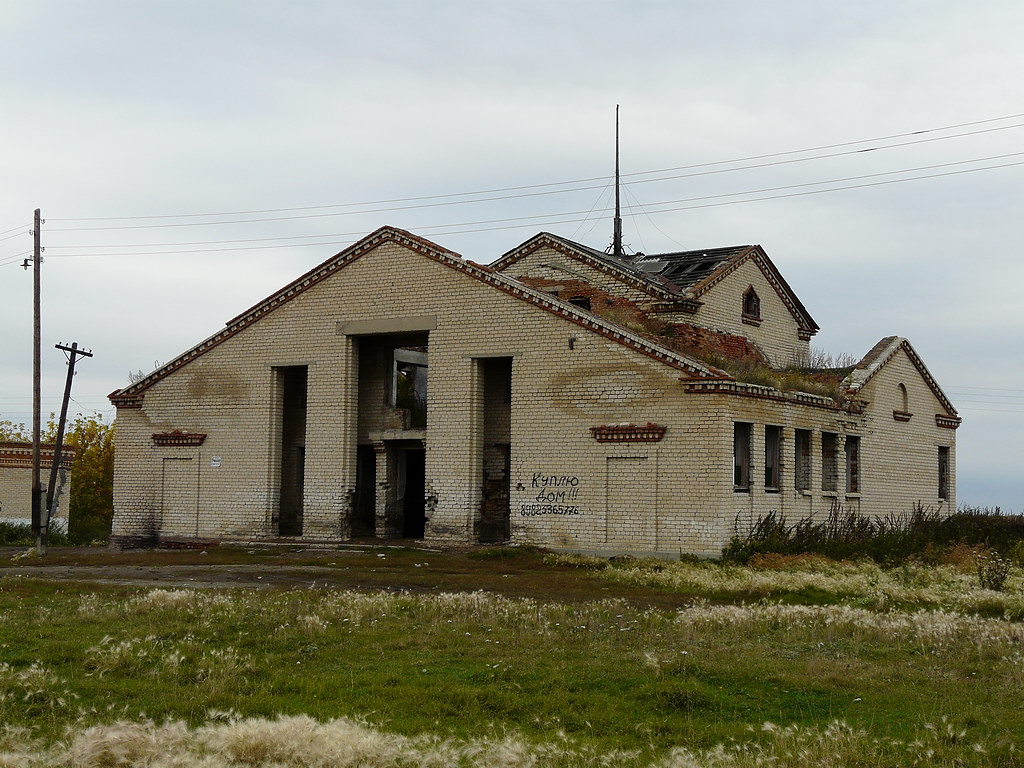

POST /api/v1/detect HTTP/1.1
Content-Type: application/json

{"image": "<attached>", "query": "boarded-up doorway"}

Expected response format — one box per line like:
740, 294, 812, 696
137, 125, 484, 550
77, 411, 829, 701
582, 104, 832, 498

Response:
606, 456, 656, 548
160, 457, 198, 537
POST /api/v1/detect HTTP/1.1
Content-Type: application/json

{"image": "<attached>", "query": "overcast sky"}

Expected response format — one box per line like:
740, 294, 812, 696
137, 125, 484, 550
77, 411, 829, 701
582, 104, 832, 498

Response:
1, 1, 1022, 510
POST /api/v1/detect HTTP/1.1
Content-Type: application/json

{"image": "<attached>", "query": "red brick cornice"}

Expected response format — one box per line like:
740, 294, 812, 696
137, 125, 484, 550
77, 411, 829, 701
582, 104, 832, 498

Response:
590, 423, 667, 442
0, 442, 76, 469
152, 431, 207, 447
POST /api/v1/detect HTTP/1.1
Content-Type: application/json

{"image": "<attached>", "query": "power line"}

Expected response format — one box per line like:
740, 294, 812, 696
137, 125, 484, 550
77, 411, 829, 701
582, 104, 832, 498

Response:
949, 385, 1024, 393
0, 230, 28, 244
956, 406, 1024, 414
46, 112, 1024, 223
40, 157, 1024, 258
0, 251, 31, 267
46, 120, 1024, 232
0, 224, 28, 237
44, 151, 1024, 253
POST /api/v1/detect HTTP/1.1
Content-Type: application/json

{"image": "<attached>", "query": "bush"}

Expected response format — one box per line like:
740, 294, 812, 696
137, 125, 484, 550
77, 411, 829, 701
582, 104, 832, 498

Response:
724, 504, 1024, 565
976, 551, 1012, 591
0, 522, 69, 547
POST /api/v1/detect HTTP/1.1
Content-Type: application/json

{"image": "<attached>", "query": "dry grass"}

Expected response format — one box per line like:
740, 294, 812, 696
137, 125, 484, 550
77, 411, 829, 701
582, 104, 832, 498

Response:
0, 714, 1013, 768
550, 554, 1024, 617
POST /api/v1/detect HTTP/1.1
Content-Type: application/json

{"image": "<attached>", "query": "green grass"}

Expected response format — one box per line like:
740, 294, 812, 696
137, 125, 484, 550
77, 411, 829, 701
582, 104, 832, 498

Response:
0, 548, 1019, 765
0, 550, 1022, 765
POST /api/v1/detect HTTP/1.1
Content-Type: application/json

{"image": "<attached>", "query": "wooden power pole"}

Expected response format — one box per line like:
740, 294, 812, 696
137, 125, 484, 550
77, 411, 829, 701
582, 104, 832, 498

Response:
30, 209, 43, 549
43, 342, 93, 553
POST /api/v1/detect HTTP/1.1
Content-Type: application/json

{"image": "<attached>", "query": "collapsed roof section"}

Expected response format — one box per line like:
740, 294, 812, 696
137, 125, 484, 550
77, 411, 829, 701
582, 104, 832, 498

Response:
491, 233, 819, 338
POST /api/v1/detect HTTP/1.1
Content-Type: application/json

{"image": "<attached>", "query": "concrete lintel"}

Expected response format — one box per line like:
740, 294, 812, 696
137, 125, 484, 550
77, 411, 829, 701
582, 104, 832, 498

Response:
337, 316, 437, 336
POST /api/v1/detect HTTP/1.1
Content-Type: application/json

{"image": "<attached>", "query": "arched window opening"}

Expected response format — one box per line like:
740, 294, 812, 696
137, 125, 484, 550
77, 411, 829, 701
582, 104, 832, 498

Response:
742, 287, 761, 320
898, 383, 909, 412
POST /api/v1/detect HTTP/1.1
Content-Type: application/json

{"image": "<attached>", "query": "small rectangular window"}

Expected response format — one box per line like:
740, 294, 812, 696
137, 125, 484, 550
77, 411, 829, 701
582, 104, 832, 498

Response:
794, 429, 811, 491
845, 436, 861, 494
733, 422, 751, 491
821, 432, 838, 492
938, 446, 950, 500
764, 425, 781, 491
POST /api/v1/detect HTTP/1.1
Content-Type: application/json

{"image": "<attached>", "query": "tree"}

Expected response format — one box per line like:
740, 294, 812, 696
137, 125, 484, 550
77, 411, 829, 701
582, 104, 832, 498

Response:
0, 413, 114, 543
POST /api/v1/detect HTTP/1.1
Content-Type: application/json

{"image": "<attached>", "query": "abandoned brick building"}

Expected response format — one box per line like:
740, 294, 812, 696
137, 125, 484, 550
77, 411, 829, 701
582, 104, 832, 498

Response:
0, 442, 74, 533
109, 226, 959, 555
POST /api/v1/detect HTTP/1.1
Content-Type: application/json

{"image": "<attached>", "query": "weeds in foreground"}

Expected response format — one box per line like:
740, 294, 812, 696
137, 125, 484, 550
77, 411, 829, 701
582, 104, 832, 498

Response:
724, 505, 1024, 565
0, 522, 69, 547
977, 552, 1013, 592
550, 553, 1024, 617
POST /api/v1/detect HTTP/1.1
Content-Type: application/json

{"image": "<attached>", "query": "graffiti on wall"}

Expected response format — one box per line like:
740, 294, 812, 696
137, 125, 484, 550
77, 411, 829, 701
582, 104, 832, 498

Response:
519, 472, 581, 516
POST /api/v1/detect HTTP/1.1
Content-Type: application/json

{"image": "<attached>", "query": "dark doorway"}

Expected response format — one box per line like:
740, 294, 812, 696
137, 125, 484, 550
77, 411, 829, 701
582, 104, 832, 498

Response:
353, 445, 377, 536
479, 357, 512, 543
480, 443, 511, 543
401, 448, 426, 539
277, 366, 307, 536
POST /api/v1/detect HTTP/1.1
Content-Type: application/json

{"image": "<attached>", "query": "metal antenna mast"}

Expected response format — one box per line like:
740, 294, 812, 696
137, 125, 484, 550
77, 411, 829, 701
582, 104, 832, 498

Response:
612, 105, 623, 258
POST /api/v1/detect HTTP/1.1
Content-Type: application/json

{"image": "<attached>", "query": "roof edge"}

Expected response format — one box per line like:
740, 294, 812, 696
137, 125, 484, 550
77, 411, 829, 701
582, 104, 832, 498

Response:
110, 227, 725, 403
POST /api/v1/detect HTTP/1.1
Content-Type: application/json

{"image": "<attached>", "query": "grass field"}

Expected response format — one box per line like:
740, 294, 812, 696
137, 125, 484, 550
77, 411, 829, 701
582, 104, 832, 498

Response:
0, 546, 1021, 766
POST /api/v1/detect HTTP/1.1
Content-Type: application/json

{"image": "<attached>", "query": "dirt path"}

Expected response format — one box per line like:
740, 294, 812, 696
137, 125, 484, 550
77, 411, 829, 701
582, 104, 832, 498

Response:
0, 545, 701, 610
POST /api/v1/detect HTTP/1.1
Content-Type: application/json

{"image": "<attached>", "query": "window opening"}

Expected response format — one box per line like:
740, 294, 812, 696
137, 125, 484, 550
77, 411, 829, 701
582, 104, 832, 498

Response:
568, 296, 592, 311
764, 425, 781, 491
733, 422, 751, 491
392, 348, 427, 429
821, 432, 838, 492
794, 429, 811, 491
845, 436, 860, 493
938, 446, 950, 500
742, 287, 761, 320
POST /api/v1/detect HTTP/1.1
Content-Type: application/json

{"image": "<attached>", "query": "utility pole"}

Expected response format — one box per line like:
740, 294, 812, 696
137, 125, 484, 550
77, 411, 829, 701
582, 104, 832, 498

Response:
27, 209, 44, 550
612, 105, 623, 258
43, 342, 93, 554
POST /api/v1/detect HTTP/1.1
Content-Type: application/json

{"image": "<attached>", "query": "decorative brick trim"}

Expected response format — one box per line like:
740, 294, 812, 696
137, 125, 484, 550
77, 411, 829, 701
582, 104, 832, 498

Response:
649, 298, 702, 314
893, 410, 913, 422
741, 314, 762, 327
152, 431, 207, 447
936, 414, 961, 429
109, 227, 726, 406
590, 423, 667, 442
109, 392, 144, 408
681, 378, 858, 413
0, 442, 76, 469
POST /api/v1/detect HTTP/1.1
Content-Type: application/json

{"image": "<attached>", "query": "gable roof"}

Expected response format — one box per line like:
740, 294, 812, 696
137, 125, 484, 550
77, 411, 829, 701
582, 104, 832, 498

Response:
843, 336, 958, 417
491, 234, 819, 336
490, 232, 681, 299
682, 245, 819, 336
109, 226, 726, 405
